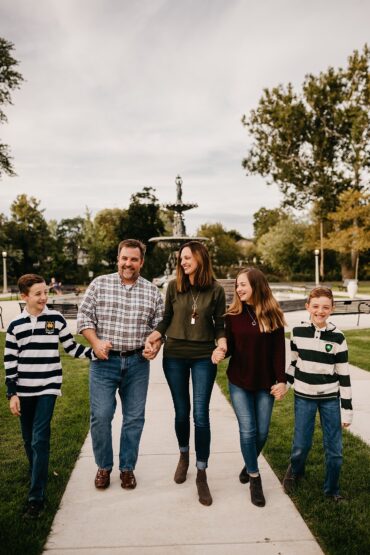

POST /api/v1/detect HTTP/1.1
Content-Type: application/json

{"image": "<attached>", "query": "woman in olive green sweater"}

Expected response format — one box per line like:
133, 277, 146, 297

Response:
145, 241, 227, 506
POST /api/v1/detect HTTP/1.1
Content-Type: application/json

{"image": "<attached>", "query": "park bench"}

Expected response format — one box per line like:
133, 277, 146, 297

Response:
19, 302, 79, 319
331, 299, 370, 325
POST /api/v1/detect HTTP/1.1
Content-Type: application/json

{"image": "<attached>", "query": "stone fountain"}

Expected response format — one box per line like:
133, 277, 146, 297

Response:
149, 175, 208, 280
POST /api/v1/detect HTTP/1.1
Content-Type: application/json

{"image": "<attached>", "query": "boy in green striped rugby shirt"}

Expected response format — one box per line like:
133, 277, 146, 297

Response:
283, 287, 352, 501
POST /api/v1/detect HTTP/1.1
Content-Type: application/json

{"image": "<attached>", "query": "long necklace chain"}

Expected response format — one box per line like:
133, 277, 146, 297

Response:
245, 304, 257, 326
190, 287, 200, 325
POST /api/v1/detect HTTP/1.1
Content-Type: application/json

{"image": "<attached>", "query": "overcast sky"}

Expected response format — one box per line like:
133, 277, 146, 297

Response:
0, 0, 369, 237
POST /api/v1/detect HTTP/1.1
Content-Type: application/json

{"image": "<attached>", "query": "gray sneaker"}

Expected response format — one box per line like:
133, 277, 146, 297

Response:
283, 464, 301, 494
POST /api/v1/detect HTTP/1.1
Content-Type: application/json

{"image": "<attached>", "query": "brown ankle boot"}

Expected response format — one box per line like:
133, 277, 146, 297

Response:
196, 469, 213, 506
174, 451, 189, 484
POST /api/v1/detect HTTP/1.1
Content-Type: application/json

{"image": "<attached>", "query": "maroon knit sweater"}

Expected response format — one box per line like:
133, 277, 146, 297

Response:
225, 305, 286, 391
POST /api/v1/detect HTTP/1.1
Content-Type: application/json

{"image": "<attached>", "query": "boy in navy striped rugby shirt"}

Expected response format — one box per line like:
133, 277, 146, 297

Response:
4, 274, 95, 518
283, 287, 352, 501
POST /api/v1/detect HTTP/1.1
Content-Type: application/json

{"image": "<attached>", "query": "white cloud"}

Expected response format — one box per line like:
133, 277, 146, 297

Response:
0, 0, 369, 236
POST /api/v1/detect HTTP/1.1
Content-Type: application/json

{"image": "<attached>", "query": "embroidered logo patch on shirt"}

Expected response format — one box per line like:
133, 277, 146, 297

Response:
325, 343, 333, 352
45, 321, 55, 334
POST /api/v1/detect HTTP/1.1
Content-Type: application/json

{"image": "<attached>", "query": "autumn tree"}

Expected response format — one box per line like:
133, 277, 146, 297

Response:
242, 44, 370, 278
325, 189, 370, 279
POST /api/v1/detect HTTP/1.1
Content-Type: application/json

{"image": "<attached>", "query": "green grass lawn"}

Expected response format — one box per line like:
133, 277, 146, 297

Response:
0, 333, 91, 555
345, 328, 370, 372
217, 361, 370, 555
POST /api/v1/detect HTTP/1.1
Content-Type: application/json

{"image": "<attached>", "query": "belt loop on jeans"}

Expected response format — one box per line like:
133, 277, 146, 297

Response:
109, 347, 144, 358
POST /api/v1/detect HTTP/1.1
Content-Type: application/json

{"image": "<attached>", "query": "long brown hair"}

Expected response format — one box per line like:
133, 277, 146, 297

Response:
176, 241, 214, 292
227, 267, 286, 332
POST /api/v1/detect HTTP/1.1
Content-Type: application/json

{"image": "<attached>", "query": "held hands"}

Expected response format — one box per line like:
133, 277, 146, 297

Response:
270, 382, 288, 401
93, 339, 113, 360
143, 331, 162, 360
9, 395, 21, 416
211, 346, 226, 365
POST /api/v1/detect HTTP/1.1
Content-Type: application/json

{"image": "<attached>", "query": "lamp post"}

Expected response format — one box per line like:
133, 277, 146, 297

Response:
314, 249, 320, 286
2, 251, 8, 294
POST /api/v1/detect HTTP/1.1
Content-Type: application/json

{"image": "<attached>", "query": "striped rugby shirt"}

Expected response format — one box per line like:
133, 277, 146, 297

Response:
5, 307, 94, 397
286, 322, 353, 424
77, 273, 164, 351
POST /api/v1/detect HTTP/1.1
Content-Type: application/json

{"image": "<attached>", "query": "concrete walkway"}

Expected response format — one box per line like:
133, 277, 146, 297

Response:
43, 355, 323, 555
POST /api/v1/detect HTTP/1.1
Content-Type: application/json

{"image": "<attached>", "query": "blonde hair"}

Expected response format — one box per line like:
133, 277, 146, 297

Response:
176, 241, 214, 292
227, 267, 286, 332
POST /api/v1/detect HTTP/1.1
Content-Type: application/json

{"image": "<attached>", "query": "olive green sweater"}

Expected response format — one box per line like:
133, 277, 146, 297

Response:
156, 279, 226, 358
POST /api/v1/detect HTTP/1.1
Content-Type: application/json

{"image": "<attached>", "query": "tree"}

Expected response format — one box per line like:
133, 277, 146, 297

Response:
197, 223, 242, 277
242, 45, 370, 277
0, 37, 24, 178
119, 187, 167, 280
325, 189, 370, 279
253, 207, 287, 240
257, 216, 314, 280
8, 194, 52, 275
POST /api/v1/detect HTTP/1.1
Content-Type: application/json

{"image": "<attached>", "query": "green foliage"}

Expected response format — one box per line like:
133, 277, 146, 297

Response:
242, 44, 370, 217
253, 207, 287, 240
5, 194, 53, 278
197, 222, 243, 277
257, 214, 314, 279
0, 37, 24, 178
0, 333, 90, 555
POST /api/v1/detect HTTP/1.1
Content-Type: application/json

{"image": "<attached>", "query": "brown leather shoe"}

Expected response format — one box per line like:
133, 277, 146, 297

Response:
94, 468, 111, 489
120, 470, 137, 489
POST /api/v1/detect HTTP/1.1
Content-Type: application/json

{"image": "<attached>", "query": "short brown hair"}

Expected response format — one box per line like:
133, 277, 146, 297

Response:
117, 239, 146, 259
307, 286, 334, 306
18, 274, 46, 295
176, 241, 214, 292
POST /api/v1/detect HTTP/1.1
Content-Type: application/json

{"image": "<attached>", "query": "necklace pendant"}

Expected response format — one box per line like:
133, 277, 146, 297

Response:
251, 321, 257, 326
191, 316, 195, 325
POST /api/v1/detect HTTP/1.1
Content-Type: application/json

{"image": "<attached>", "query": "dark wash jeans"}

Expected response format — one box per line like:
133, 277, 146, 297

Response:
20, 394, 57, 501
163, 357, 217, 469
290, 396, 343, 496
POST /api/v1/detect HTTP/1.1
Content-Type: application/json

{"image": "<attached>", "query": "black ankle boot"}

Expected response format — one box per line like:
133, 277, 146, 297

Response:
174, 451, 189, 484
196, 469, 213, 506
239, 466, 249, 484
249, 474, 265, 507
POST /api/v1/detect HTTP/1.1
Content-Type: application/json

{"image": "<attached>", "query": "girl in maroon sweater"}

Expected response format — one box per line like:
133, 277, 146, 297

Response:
225, 268, 286, 507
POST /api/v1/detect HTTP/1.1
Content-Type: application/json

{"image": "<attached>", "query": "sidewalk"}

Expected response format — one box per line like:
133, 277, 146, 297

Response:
43, 355, 322, 555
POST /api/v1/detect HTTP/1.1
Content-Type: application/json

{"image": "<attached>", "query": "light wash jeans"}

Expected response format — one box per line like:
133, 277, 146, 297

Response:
89, 353, 149, 471
290, 396, 342, 496
163, 357, 217, 469
229, 382, 274, 474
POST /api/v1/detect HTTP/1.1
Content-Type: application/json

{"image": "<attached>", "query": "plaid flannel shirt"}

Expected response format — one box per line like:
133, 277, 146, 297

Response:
77, 273, 164, 351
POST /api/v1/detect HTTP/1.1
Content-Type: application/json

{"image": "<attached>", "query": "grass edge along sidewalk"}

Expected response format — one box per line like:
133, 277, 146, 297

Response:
0, 330, 369, 555
217, 354, 370, 555
0, 334, 91, 555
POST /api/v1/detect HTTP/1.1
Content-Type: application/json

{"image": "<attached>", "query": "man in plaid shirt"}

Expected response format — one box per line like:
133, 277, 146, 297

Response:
77, 239, 164, 490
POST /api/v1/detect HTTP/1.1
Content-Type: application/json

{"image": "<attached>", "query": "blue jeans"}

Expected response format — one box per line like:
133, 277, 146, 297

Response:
89, 353, 149, 471
163, 357, 217, 469
290, 396, 342, 496
20, 395, 57, 501
229, 383, 274, 475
